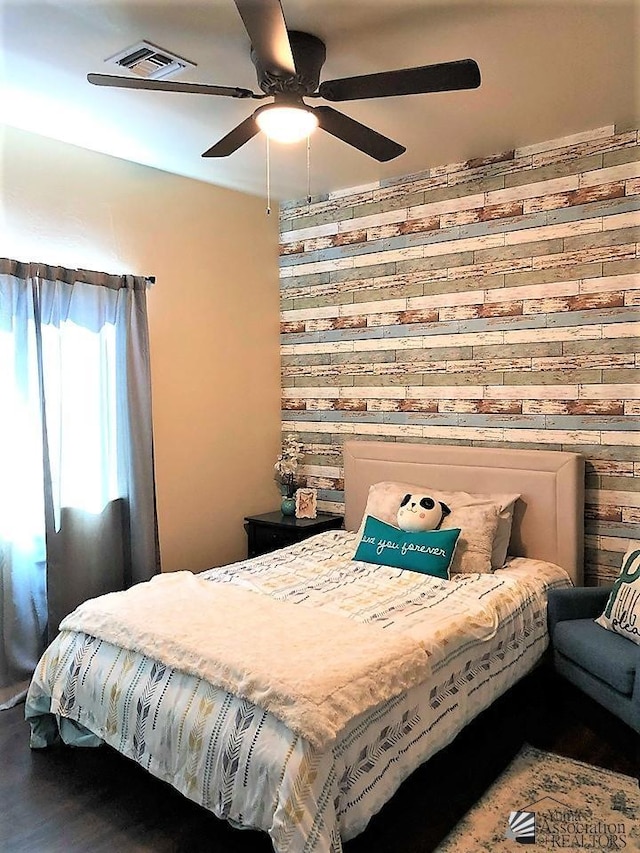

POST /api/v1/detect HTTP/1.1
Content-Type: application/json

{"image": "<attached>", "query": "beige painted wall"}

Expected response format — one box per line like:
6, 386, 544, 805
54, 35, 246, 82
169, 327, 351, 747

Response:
1, 125, 281, 572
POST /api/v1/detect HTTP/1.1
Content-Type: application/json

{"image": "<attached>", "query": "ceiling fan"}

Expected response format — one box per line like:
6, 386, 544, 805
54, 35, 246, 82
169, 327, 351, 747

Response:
88, 0, 481, 163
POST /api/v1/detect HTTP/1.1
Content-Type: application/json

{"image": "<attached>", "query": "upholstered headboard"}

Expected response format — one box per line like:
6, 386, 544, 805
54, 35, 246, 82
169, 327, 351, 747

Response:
343, 441, 585, 586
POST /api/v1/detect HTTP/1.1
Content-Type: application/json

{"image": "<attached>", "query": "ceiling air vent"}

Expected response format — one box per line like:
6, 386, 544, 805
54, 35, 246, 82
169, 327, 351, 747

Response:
105, 40, 196, 81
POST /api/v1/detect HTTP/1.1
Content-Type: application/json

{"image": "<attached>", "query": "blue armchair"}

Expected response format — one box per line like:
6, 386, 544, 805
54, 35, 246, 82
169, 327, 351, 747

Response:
547, 587, 640, 734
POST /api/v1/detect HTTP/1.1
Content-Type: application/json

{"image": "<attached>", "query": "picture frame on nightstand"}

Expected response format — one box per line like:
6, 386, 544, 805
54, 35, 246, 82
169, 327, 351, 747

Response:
295, 488, 317, 519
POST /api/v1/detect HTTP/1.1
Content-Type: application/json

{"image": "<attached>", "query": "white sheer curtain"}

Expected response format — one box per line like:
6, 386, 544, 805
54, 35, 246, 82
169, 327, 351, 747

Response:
0, 260, 159, 709
39, 279, 121, 528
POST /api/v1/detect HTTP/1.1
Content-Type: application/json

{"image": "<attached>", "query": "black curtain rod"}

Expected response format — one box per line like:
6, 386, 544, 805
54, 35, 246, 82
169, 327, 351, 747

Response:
146, 276, 156, 284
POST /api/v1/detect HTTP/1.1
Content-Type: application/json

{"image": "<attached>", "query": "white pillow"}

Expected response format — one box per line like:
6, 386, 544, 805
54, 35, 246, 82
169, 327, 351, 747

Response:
442, 502, 500, 574
595, 543, 640, 644
358, 481, 520, 569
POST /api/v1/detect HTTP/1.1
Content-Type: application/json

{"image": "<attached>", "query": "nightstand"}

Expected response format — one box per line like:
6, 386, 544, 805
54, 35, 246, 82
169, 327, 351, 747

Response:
244, 511, 344, 558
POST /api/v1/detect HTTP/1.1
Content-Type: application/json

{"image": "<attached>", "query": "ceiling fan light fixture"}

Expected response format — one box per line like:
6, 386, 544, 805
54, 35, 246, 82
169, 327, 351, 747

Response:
90, 2, 481, 163
255, 103, 318, 143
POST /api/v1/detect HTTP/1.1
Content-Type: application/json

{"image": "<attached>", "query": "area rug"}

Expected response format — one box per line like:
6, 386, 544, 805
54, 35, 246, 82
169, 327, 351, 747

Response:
435, 746, 639, 852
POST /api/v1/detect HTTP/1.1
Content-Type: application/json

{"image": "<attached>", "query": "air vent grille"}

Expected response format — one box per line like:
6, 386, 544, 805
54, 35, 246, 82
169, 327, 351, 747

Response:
106, 41, 196, 80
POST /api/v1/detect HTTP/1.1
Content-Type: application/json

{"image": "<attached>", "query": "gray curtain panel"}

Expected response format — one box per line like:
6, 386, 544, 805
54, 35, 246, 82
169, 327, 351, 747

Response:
0, 258, 160, 708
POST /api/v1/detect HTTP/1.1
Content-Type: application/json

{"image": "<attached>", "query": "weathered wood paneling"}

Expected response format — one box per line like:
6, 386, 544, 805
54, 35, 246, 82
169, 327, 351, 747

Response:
279, 124, 640, 586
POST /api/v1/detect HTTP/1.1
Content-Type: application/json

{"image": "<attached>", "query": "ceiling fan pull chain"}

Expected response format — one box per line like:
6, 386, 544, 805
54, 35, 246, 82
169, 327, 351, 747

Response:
266, 135, 271, 216
306, 134, 313, 211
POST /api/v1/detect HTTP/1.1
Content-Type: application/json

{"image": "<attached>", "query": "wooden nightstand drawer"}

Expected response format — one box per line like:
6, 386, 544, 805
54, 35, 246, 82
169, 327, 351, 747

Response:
244, 511, 344, 558
252, 525, 298, 555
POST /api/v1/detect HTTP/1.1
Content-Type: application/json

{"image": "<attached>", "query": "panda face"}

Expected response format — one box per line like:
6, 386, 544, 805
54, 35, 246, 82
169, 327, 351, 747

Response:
396, 493, 450, 532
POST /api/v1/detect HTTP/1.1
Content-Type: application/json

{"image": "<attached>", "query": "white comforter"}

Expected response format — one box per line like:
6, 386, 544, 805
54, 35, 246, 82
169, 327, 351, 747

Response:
26, 530, 571, 853
59, 571, 432, 750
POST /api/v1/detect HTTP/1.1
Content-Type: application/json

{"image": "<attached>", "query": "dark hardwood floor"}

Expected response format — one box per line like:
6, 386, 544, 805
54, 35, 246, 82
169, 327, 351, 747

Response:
2, 668, 637, 853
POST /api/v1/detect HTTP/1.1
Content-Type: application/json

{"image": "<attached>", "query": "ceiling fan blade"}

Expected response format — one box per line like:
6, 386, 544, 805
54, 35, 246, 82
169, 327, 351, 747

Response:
234, 0, 295, 77
88, 73, 259, 99
319, 58, 481, 101
201, 114, 260, 157
313, 106, 405, 162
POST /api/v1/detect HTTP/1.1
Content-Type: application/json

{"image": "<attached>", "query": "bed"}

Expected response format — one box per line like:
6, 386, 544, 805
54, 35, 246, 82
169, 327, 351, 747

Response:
25, 441, 584, 852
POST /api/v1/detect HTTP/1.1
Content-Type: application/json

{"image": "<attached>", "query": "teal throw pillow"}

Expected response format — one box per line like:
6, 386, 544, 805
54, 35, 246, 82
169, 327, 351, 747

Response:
353, 515, 460, 579
595, 544, 640, 644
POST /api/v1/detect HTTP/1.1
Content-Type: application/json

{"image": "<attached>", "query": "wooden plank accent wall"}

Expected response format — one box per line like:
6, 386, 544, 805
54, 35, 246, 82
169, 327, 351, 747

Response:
279, 124, 640, 586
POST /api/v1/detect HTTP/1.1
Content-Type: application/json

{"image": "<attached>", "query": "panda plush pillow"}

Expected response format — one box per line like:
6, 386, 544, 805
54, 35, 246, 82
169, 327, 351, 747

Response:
397, 493, 450, 532
352, 493, 460, 578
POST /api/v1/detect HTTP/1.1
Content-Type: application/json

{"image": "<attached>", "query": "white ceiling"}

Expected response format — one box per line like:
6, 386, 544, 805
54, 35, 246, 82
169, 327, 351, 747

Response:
2, 0, 639, 201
